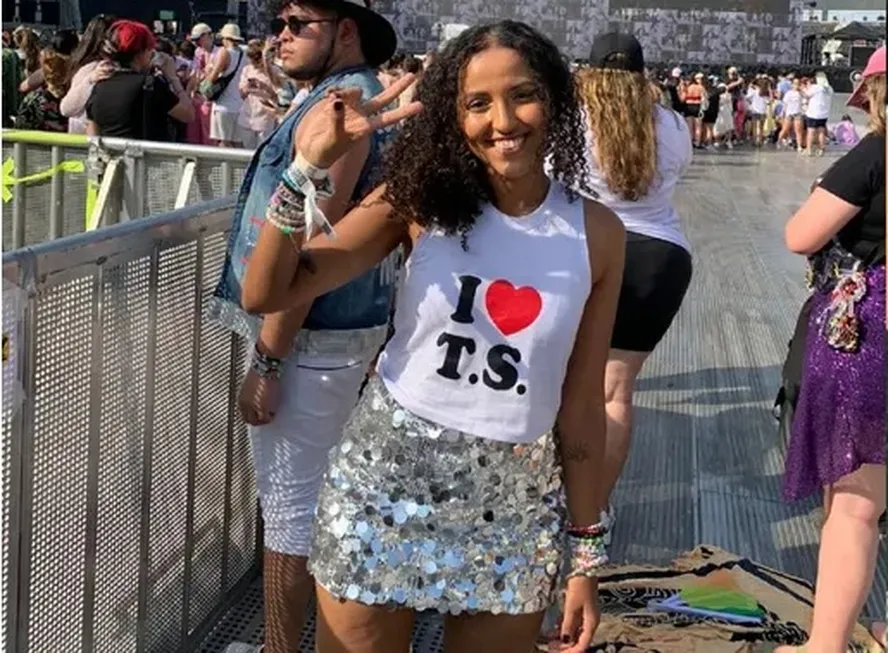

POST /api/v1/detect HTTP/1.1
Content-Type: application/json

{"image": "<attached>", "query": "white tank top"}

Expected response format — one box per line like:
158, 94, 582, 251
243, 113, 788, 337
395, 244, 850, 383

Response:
377, 183, 591, 444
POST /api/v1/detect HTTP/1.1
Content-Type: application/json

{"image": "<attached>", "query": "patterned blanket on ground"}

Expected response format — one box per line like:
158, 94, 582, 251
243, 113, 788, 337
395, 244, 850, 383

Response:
540, 545, 880, 653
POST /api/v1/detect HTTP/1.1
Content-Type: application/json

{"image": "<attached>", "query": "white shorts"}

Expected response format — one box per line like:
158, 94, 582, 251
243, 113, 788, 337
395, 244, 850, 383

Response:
248, 348, 373, 557
209, 107, 241, 143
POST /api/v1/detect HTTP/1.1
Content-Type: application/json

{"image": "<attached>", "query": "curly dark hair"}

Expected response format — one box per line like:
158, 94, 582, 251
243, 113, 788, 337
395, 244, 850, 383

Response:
381, 20, 589, 242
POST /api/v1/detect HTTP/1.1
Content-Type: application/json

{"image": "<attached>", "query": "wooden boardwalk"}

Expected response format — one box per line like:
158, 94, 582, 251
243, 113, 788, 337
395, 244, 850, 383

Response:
199, 145, 886, 652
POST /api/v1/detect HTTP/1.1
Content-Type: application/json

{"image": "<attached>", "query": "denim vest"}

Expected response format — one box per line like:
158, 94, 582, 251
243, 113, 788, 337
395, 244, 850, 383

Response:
208, 66, 396, 353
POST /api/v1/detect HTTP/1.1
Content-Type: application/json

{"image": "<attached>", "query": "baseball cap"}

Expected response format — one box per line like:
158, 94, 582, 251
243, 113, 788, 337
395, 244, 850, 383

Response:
588, 33, 645, 74
848, 46, 886, 110
190, 23, 212, 40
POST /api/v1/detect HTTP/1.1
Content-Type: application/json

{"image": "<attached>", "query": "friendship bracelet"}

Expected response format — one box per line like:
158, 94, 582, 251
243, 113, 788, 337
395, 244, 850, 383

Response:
566, 533, 609, 579
286, 152, 337, 240
250, 345, 284, 381
566, 521, 608, 538
266, 192, 308, 236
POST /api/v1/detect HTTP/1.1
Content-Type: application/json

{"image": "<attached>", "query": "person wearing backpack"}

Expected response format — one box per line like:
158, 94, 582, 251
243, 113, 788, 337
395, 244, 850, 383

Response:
776, 46, 886, 653
204, 23, 246, 147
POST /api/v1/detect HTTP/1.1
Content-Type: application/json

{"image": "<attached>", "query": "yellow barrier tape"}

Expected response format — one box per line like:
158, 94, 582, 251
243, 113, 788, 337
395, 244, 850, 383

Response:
1, 156, 86, 202
1, 129, 90, 147
85, 180, 99, 231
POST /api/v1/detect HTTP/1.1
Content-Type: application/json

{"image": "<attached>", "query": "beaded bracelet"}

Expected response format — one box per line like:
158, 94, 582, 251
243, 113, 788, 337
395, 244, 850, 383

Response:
250, 345, 284, 381
566, 533, 609, 579
282, 154, 337, 239
566, 521, 608, 538
267, 184, 308, 236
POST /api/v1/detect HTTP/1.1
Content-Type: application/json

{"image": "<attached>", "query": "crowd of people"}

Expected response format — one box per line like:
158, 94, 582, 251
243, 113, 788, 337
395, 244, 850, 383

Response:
652, 66, 858, 154
1, 19, 858, 156
0, 18, 432, 147
1, 4, 885, 653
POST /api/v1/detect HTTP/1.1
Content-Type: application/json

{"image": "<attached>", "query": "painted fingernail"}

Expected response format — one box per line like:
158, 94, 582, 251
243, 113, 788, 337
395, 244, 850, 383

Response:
332, 99, 344, 112
561, 635, 571, 644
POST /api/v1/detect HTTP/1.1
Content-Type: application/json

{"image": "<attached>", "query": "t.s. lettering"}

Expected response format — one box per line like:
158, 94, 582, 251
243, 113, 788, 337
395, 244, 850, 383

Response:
435, 274, 538, 395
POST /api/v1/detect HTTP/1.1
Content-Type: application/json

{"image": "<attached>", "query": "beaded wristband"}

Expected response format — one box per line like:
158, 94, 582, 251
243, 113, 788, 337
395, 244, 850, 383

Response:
284, 154, 336, 239
267, 184, 308, 236
250, 345, 284, 381
566, 533, 609, 579
566, 521, 608, 538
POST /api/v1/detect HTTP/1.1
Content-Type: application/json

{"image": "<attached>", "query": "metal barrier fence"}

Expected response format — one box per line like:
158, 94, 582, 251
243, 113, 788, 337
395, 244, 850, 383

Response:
2, 198, 260, 653
1, 131, 253, 252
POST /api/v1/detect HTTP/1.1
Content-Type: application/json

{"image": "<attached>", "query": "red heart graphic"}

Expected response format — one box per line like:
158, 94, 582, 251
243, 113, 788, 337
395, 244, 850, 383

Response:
485, 280, 543, 336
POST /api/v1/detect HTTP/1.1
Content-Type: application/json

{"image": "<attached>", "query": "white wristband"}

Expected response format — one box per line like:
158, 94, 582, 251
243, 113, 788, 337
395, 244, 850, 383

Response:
294, 151, 330, 182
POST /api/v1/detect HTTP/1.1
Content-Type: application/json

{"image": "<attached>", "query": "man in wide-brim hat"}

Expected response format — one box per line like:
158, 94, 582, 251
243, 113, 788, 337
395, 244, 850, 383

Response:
210, 2, 401, 652
270, 0, 396, 79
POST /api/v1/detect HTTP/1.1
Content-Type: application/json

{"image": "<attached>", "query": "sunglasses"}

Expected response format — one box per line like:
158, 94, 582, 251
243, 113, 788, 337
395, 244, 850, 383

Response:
270, 16, 337, 36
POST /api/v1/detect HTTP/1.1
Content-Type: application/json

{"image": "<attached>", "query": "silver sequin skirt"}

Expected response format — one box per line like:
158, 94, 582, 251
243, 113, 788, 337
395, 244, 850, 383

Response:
308, 376, 565, 615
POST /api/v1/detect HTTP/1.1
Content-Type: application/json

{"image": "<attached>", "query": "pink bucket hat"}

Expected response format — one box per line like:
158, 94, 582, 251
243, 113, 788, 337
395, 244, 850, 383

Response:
848, 46, 886, 110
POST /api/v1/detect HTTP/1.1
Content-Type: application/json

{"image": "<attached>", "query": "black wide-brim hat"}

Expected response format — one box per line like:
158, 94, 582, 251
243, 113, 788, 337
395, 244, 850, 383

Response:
334, 0, 397, 67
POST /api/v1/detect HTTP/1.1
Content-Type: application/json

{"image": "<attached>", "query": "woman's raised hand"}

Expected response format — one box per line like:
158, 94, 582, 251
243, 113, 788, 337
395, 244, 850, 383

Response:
297, 73, 423, 170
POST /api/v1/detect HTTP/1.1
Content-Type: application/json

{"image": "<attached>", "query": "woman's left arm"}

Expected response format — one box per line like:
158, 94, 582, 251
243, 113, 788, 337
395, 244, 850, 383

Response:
554, 199, 625, 652
558, 199, 625, 526
785, 188, 862, 255
785, 140, 876, 255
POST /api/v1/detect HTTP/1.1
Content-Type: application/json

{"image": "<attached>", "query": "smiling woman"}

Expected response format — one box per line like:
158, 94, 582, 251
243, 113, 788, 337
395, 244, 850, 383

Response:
380, 20, 591, 243
239, 19, 626, 653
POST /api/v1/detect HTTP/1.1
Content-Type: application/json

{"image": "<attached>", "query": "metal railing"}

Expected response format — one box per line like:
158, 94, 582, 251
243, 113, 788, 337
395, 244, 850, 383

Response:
2, 198, 260, 653
1, 131, 253, 252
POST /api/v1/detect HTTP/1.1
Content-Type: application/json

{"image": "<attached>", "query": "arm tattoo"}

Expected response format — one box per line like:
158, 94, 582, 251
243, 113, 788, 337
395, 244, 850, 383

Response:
295, 249, 317, 275
561, 441, 590, 464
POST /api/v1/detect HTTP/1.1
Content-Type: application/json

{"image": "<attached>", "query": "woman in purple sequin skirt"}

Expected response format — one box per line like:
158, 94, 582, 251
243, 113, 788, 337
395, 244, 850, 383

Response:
783, 264, 885, 503
776, 47, 886, 653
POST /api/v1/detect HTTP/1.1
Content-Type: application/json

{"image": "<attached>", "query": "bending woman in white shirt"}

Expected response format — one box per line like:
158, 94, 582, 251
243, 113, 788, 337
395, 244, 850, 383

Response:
574, 33, 693, 533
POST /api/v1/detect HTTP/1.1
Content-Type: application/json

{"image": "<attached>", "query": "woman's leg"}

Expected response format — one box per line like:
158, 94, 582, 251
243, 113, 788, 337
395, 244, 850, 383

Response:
444, 610, 546, 653
776, 464, 886, 653
794, 118, 805, 151
600, 350, 651, 507
315, 584, 415, 653
778, 118, 791, 145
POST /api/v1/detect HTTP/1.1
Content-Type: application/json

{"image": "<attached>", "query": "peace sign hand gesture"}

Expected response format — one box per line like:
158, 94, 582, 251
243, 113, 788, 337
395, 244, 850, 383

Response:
297, 73, 423, 170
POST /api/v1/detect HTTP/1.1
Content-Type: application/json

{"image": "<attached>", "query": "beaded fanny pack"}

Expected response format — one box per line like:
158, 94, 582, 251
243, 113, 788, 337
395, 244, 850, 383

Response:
806, 241, 870, 353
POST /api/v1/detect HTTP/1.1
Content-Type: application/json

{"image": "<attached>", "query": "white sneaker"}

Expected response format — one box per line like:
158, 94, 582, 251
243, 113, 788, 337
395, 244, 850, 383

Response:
224, 644, 262, 653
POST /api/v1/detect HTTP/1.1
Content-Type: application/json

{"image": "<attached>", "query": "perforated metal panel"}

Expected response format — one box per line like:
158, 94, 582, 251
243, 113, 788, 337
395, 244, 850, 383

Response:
2, 200, 259, 653
29, 276, 95, 653
0, 143, 89, 250
190, 233, 236, 636
2, 139, 251, 251
143, 155, 248, 219
146, 241, 201, 653
95, 259, 151, 653
0, 277, 25, 653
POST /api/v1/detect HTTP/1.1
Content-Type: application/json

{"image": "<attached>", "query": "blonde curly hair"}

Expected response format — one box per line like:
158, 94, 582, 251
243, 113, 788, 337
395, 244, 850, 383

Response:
865, 73, 886, 136
576, 66, 657, 201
